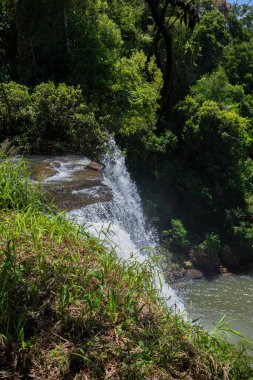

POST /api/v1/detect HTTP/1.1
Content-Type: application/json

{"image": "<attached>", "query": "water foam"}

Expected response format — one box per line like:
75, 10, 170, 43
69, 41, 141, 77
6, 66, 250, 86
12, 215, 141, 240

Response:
68, 138, 184, 311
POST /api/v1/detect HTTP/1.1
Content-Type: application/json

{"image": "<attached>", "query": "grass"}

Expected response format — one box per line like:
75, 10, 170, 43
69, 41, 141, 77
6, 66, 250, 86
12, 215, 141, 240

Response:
0, 159, 253, 379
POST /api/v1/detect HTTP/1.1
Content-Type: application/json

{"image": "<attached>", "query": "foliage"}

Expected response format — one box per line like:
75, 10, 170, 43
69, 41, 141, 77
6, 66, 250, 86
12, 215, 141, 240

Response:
189, 66, 245, 109
0, 0, 253, 269
109, 51, 162, 138
0, 81, 108, 156
68, 0, 123, 96
0, 138, 20, 158
223, 39, 253, 93
0, 158, 44, 210
30, 82, 108, 156
198, 233, 221, 260
0, 81, 32, 140
189, 10, 230, 78
163, 219, 189, 250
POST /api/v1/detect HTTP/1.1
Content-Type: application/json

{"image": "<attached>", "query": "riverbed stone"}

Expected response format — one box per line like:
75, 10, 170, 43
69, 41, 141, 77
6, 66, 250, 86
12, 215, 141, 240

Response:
219, 266, 230, 274
87, 161, 104, 171
72, 169, 102, 181
29, 162, 58, 180
48, 183, 112, 211
50, 161, 61, 168
186, 269, 204, 279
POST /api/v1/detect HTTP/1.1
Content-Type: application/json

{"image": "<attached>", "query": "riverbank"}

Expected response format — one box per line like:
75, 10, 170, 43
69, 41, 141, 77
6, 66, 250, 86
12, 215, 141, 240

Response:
0, 160, 252, 379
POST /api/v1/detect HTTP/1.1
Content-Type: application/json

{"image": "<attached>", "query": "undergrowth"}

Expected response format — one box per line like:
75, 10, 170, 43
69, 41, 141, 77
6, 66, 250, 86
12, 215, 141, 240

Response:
0, 159, 252, 379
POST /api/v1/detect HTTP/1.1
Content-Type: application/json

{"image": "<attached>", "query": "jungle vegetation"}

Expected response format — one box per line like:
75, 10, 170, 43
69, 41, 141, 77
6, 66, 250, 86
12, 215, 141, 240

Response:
0, 0, 253, 269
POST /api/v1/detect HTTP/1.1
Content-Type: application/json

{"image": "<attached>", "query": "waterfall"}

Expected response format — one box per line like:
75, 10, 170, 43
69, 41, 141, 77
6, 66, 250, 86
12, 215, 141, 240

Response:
69, 138, 184, 311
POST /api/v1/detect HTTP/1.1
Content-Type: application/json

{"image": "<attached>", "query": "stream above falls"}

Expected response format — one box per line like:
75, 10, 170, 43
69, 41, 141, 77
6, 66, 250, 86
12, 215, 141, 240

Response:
25, 140, 253, 351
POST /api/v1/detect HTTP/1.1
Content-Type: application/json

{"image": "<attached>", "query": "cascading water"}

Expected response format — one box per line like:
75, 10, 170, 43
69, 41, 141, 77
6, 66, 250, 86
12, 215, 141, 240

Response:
68, 138, 184, 311
70, 138, 157, 250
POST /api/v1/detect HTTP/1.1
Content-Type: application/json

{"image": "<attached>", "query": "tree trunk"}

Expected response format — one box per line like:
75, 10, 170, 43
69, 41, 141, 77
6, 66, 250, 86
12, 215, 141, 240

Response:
62, 2, 70, 56
145, 0, 174, 115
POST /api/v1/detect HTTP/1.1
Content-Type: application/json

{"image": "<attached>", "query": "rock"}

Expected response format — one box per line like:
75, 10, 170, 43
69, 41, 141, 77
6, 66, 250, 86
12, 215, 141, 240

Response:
183, 260, 193, 270
72, 169, 102, 181
186, 269, 204, 280
172, 270, 185, 280
50, 161, 61, 168
190, 248, 220, 273
29, 163, 58, 180
87, 161, 104, 171
219, 266, 229, 274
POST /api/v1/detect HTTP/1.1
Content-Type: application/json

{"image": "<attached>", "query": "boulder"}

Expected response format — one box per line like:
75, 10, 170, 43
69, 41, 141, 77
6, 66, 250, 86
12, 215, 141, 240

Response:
29, 163, 57, 180
87, 162, 104, 171
190, 248, 220, 273
50, 161, 61, 168
219, 266, 230, 274
186, 269, 204, 280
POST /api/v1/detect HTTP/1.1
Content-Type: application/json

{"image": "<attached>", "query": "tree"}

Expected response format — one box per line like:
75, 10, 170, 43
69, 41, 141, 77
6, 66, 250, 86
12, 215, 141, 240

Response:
15, 0, 70, 82
145, 0, 198, 115
190, 9, 230, 78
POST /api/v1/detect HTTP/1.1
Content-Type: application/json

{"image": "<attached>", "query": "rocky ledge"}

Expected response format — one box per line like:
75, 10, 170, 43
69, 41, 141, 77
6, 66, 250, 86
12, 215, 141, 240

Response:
28, 158, 112, 211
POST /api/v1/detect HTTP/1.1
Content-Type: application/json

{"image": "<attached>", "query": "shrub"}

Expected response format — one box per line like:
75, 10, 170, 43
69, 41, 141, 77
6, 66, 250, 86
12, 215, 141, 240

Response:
163, 218, 189, 250
0, 139, 20, 158
30, 82, 108, 156
0, 81, 33, 141
198, 232, 221, 260
0, 81, 108, 157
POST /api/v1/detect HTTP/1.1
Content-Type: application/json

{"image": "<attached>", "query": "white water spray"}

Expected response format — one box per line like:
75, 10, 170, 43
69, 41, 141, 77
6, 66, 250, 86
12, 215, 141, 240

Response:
69, 138, 184, 311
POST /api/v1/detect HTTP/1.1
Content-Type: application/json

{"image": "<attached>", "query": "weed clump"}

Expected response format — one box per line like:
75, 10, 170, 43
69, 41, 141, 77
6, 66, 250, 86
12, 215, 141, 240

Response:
0, 159, 45, 210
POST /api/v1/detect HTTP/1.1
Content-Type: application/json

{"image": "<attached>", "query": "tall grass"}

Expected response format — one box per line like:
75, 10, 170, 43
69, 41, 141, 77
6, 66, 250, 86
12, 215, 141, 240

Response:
0, 159, 252, 379
0, 158, 44, 210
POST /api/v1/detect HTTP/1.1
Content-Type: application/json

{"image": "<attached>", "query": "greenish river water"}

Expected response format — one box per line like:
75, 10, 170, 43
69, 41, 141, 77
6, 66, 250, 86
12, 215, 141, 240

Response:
182, 273, 253, 353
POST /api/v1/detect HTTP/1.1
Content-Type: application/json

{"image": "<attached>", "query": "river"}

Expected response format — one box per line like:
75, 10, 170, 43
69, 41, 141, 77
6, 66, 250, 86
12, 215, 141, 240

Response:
182, 273, 253, 351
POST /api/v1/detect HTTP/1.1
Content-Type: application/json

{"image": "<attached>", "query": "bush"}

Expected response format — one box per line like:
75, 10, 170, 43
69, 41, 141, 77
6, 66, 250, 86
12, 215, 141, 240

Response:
0, 81, 33, 141
0, 81, 108, 157
30, 82, 108, 156
0, 139, 20, 158
163, 218, 189, 251
191, 233, 221, 272
198, 233, 221, 260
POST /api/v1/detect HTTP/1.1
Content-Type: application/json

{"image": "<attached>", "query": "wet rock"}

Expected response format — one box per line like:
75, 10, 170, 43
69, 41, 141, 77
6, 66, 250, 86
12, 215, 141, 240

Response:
219, 266, 230, 274
28, 157, 111, 211
50, 161, 61, 168
172, 281, 188, 290
186, 269, 204, 280
87, 161, 104, 171
72, 169, 102, 181
166, 265, 187, 284
29, 162, 57, 180
191, 248, 220, 273
48, 182, 112, 211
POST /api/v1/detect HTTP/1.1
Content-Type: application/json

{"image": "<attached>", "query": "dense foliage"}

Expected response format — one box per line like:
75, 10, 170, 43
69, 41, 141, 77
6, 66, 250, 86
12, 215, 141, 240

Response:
0, 81, 107, 156
0, 0, 253, 267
